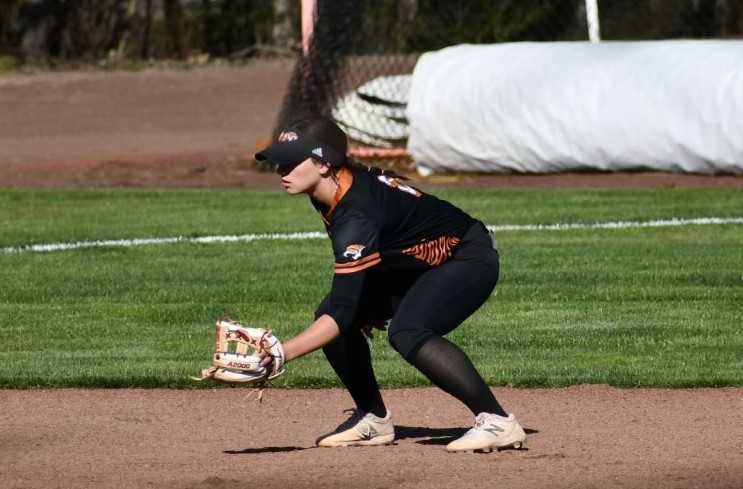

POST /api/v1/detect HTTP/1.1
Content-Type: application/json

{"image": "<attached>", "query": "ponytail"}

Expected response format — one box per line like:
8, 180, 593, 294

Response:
343, 158, 409, 180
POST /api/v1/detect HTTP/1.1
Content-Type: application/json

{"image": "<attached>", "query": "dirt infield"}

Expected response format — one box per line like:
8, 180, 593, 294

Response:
2, 64, 743, 489
2, 387, 742, 489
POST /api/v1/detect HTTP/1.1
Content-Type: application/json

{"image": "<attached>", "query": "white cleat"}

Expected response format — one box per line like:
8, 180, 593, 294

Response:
446, 412, 527, 453
317, 410, 395, 447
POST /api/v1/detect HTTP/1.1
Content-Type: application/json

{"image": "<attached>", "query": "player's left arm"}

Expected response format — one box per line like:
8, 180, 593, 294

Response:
260, 272, 366, 367
280, 313, 341, 362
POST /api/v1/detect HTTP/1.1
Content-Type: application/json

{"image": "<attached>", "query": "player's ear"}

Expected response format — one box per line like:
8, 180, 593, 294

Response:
314, 159, 333, 176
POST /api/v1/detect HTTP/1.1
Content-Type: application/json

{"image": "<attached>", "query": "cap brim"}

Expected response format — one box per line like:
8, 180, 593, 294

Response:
255, 141, 308, 167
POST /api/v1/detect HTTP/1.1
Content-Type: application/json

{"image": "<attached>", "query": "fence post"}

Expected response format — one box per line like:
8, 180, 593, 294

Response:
586, 0, 601, 42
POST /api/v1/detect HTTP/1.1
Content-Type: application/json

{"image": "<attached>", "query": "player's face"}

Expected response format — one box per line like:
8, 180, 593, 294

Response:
277, 157, 323, 194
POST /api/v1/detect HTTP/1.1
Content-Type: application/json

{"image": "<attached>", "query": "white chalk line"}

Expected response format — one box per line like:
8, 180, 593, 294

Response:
2, 217, 742, 255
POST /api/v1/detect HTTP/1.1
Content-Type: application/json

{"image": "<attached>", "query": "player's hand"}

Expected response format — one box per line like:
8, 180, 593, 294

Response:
259, 351, 274, 368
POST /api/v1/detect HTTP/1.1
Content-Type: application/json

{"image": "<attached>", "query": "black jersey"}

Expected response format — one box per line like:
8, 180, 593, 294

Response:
312, 167, 477, 333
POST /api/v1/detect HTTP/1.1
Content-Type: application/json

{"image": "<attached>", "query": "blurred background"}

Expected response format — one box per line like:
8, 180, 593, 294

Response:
0, 0, 740, 67
1, 1, 741, 187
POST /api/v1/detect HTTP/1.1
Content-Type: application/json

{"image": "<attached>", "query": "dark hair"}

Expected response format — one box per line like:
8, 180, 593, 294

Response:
287, 115, 408, 180
342, 157, 409, 180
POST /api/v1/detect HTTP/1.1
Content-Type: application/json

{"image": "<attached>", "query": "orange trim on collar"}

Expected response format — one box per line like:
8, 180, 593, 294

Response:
323, 167, 353, 221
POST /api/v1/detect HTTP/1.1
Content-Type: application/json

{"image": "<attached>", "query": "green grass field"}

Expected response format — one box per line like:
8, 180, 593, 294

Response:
1, 187, 742, 388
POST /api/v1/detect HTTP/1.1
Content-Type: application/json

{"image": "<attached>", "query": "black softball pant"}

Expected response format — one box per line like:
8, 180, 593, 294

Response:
315, 222, 499, 411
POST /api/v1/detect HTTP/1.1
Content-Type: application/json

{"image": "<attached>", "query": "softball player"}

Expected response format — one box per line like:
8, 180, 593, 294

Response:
256, 117, 526, 452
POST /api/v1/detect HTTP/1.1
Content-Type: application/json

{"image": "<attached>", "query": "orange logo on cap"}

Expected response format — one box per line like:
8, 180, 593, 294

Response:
278, 131, 299, 142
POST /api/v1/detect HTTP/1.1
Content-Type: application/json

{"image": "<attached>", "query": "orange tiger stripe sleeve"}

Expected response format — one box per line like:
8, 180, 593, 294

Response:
402, 236, 460, 266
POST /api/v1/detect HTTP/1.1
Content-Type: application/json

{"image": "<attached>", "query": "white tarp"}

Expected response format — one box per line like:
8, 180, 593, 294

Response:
406, 41, 743, 174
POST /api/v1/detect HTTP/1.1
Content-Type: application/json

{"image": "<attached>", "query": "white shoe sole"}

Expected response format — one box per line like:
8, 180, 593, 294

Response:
318, 433, 395, 447
447, 438, 526, 453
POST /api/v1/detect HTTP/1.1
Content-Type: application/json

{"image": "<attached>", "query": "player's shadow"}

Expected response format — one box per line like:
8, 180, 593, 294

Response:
395, 425, 462, 444
223, 446, 313, 454
222, 426, 540, 452
396, 425, 539, 446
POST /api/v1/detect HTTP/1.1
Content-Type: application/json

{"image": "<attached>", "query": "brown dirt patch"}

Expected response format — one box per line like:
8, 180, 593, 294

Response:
2, 387, 742, 489
0, 61, 291, 190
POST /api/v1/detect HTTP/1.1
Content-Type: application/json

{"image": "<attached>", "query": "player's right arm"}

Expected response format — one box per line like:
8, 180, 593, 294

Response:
320, 210, 380, 333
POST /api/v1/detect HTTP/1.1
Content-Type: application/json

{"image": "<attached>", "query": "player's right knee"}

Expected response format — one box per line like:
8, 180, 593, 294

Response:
387, 328, 404, 355
388, 324, 433, 361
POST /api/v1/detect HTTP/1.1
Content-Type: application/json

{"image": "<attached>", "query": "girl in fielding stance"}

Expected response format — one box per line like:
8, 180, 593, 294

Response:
255, 117, 526, 452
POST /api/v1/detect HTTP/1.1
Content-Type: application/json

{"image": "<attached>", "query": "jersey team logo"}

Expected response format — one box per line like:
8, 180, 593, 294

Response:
342, 244, 366, 260
278, 131, 298, 142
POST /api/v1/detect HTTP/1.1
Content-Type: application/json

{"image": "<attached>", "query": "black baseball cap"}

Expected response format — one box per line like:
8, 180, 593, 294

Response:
255, 116, 348, 169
